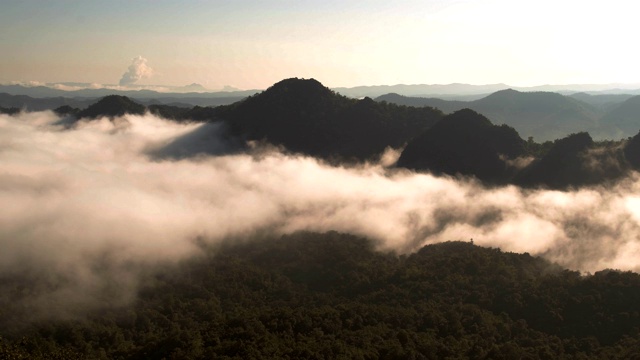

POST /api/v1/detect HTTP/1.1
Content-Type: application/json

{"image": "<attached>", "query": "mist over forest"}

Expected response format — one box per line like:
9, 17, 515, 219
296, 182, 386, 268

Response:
4, 78, 640, 358
1, 109, 639, 303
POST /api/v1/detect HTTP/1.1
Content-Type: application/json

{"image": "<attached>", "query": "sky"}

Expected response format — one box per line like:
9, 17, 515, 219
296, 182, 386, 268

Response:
1, 0, 639, 90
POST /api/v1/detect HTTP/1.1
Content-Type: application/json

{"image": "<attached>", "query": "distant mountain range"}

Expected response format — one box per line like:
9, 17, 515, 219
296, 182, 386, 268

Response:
6, 77, 640, 190
0, 84, 255, 107
376, 90, 640, 141
3, 81, 640, 103
5, 80, 640, 141
333, 83, 640, 99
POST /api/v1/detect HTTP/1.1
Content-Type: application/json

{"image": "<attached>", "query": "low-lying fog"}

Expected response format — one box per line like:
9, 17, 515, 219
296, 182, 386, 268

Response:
3, 111, 640, 318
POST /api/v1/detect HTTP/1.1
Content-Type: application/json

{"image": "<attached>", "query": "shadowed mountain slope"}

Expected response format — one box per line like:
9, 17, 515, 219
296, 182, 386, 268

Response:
76, 95, 146, 119
513, 132, 629, 189
0, 106, 20, 115
396, 109, 526, 183
217, 78, 443, 160
623, 129, 640, 170
396, 110, 637, 189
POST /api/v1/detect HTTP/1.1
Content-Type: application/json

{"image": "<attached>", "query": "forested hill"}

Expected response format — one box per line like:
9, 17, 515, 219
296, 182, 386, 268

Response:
3, 232, 640, 359
44, 78, 443, 162
397, 109, 526, 183
9, 81, 640, 190
216, 78, 443, 161
395, 109, 640, 189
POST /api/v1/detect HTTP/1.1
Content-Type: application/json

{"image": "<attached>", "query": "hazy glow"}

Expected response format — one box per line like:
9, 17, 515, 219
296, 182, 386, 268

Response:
1, 0, 638, 89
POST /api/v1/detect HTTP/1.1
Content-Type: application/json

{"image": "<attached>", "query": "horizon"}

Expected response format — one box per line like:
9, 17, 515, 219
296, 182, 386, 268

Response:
5, 79, 640, 94
2, 0, 639, 90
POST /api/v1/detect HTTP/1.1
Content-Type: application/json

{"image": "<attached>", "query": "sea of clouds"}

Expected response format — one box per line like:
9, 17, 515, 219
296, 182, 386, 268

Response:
3, 111, 640, 319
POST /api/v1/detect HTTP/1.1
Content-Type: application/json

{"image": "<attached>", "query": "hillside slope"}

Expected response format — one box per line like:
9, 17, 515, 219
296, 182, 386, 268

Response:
3, 232, 640, 359
397, 109, 526, 183
217, 78, 443, 161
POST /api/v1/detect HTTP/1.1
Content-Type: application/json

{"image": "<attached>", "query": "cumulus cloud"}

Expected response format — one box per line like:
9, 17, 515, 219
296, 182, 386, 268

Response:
3, 111, 640, 319
119, 56, 153, 86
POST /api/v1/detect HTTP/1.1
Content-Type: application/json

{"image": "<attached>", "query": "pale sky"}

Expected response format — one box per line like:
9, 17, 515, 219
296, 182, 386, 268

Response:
1, 0, 639, 90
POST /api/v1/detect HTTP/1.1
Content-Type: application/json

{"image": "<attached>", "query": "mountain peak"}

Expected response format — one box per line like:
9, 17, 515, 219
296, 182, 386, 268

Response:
263, 78, 334, 99
485, 88, 521, 98
226, 78, 342, 121
77, 95, 145, 119
429, 108, 494, 132
217, 77, 442, 160
513, 132, 598, 189
397, 109, 525, 182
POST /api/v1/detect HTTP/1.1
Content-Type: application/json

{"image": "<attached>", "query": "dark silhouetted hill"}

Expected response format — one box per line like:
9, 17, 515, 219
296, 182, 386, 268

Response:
513, 132, 628, 189
0, 106, 20, 115
514, 132, 593, 188
74, 97, 219, 122
396, 111, 634, 189
76, 95, 146, 119
217, 78, 443, 160
397, 109, 526, 182
623, 130, 640, 170
52, 105, 80, 119
147, 104, 220, 122
147, 104, 191, 120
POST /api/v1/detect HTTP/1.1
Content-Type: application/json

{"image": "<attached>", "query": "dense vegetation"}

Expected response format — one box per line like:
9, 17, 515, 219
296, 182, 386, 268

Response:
0, 106, 20, 115
513, 132, 627, 188
9, 78, 639, 190
147, 104, 219, 122
397, 109, 526, 183
76, 95, 146, 119
3, 232, 640, 359
395, 108, 640, 190
216, 78, 443, 161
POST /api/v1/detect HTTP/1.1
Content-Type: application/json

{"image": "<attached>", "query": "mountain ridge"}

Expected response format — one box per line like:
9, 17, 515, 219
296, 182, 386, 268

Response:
215, 78, 443, 161
11, 78, 640, 190
377, 89, 613, 141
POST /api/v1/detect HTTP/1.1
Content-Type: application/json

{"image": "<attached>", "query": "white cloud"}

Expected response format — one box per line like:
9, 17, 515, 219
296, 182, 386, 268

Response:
119, 56, 153, 86
3, 111, 640, 318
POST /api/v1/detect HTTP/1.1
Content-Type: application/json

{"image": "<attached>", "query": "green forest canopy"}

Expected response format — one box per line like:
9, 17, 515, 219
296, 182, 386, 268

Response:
2, 232, 640, 359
